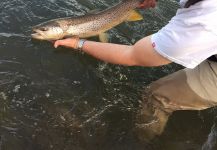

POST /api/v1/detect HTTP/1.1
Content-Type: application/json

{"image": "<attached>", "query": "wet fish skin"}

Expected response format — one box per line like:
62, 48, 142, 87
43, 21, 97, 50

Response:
31, 0, 142, 41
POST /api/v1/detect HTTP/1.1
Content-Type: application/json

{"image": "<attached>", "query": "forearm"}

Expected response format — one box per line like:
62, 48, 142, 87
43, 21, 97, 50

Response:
82, 41, 137, 66
81, 36, 171, 67
54, 35, 171, 67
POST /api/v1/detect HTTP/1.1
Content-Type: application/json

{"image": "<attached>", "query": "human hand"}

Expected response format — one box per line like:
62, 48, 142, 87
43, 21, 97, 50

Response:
139, 0, 157, 9
54, 37, 79, 49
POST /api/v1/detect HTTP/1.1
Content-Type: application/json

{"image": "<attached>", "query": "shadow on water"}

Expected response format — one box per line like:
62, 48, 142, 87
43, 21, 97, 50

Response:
0, 0, 217, 150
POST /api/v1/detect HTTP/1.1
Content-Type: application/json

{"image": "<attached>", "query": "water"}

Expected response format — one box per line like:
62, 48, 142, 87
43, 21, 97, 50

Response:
0, 0, 217, 150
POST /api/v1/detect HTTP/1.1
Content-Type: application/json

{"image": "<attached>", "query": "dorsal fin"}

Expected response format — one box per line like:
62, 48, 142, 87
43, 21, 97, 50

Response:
126, 10, 143, 22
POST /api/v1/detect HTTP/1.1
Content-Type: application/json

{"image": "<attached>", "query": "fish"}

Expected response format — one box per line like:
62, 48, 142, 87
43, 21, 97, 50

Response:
31, 0, 143, 41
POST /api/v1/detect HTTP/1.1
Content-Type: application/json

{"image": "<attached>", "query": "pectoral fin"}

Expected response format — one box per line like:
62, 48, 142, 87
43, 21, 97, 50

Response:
99, 33, 109, 43
126, 10, 143, 22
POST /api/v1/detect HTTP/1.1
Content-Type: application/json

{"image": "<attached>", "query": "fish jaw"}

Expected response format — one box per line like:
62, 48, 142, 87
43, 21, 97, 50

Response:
31, 29, 47, 40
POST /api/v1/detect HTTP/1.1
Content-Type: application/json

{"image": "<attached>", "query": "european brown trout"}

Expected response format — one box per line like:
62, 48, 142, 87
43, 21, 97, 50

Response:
31, 0, 143, 41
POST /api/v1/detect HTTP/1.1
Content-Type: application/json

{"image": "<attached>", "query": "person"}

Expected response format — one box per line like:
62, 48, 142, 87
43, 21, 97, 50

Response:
54, 0, 217, 141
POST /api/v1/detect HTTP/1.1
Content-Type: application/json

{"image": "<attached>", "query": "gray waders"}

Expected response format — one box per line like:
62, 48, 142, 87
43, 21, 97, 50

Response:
134, 60, 217, 142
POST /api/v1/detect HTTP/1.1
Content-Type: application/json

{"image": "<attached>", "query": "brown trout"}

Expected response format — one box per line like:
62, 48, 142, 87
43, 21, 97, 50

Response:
31, 0, 143, 41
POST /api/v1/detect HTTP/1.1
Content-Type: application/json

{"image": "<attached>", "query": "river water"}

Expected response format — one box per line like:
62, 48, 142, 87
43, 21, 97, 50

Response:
0, 0, 217, 150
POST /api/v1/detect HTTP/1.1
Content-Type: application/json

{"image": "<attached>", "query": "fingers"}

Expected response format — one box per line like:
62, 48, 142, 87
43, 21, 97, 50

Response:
54, 40, 63, 48
139, 0, 157, 8
54, 37, 80, 49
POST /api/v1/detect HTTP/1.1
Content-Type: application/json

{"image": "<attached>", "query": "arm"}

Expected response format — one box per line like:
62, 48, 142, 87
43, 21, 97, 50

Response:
54, 35, 171, 67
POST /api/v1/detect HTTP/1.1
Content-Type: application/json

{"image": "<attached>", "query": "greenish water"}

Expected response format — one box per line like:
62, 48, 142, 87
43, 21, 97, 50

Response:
0, 0, 217, 150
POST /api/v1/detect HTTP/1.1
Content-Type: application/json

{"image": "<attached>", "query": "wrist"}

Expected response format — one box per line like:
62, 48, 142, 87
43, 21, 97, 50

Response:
77, 39, 86, 50
74, 38, 86, 50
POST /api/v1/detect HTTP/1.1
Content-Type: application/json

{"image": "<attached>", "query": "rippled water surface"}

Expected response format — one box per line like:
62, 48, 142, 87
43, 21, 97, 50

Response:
0, 0, 217, 150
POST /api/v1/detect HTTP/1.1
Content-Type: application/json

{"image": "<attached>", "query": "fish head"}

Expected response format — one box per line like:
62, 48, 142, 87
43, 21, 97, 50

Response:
31, 21, 65, 41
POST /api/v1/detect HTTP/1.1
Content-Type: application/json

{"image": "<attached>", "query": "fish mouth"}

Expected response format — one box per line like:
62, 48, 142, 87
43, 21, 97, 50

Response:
31, 29, 46, 40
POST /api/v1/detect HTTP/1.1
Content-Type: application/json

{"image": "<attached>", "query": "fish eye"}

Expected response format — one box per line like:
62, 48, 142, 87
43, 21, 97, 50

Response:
39, 27, 48, 31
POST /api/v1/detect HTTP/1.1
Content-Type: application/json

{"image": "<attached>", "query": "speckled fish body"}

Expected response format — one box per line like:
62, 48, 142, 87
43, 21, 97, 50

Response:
31, 0, 142, 40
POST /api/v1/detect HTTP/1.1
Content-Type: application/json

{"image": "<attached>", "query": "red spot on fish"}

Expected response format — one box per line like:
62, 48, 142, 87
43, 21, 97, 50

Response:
152, 42, 156, 48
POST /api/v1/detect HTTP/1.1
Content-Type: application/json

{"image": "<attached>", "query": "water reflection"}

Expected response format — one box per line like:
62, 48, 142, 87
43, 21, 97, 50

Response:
0, 0, 216, 150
